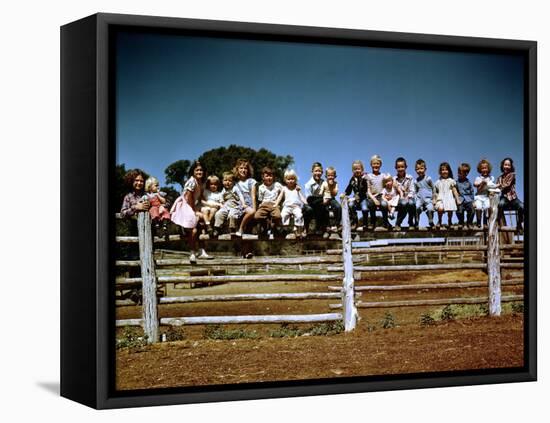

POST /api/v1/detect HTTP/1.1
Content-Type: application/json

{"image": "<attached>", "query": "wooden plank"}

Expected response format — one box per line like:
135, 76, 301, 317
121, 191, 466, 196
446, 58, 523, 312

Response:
340, 198, 357, 331
116, 255, 343, 267
326, 244, 522, 255
116, 234, 182, 243
327, 278, 524, 291
353, 294, 523, 309
159, 292, 342, 304
116, 319, 143, 327
328, 263, 488, 272
353, 280, 524, 291
487, 192, 502, 316
160, 313, 343, 325
117, 273, 342, 286
137, 212, 159, 343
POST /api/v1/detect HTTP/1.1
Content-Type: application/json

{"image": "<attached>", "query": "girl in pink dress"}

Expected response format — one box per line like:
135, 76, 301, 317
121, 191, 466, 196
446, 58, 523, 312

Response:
170, 161, 211, 263
144, 176, 170, 236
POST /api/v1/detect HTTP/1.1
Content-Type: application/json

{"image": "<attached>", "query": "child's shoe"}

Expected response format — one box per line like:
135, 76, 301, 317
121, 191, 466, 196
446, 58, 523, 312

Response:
189, 253, 197, 264
198, 249, 213, 260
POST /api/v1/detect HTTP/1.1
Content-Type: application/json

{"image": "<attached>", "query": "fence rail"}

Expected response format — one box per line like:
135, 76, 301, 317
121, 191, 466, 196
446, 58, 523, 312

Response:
115, 191, 524, 343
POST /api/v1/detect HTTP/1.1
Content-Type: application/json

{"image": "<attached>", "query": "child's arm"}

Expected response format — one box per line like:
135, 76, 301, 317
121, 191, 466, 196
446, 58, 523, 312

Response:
251, 184, 257, 210
274, 190, 284, 208
344, 177, 354, 196
184, 190, 195, 211
296, 185, 307, 204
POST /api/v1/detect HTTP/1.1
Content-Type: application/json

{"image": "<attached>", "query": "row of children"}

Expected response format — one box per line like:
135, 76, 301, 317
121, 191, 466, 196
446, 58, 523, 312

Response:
121, 154, 523, 260
343, 155, 524, 230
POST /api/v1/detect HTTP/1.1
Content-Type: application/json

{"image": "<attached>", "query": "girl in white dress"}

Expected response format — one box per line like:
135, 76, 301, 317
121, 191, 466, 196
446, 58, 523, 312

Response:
434, 162, 460, 229
277, 169, 308, 238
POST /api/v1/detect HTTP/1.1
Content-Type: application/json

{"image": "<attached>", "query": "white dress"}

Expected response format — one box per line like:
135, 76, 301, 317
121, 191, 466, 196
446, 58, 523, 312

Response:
434, 178, 457, 211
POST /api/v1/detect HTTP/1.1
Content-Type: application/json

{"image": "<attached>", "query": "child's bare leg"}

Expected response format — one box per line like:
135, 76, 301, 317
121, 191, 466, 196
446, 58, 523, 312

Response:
476, 209, 482, 226
238, 209, 255, 234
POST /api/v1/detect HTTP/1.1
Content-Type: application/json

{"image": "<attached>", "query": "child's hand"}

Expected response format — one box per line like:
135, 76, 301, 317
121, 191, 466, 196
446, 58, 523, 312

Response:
296, 186, 301, 191
373, 199, 380, 207
136, 201, 150, 211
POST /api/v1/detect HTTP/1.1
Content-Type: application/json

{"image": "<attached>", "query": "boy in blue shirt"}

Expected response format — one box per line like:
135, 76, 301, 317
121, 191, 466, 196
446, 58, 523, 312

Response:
456, 163, 475, 229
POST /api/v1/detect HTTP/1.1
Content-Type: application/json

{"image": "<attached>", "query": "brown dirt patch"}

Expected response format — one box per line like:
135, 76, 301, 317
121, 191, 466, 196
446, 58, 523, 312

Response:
116, 313, 524, 391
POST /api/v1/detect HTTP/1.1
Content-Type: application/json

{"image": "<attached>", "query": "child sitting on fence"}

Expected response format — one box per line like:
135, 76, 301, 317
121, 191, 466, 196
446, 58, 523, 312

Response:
304, 162, 326, 234
381, 174, 400, 222
474, 158, 496, 228
213, 172, 245, 237
393, 157, 416, 230
496, 157, 524, 230
366, 155, 390, 229
120, 169, 150, 218
434, 162, 460, 229
414, 159, 435, 228
233, 158, 257, 237
255, 167, 284, 237
277, 169, 308, 238
143, 176, 170, 236
344, 160, 369, 230
456, 163, 475, 229
201, 175, 224, 235
320, 166, 341, 233
170, 161, 212, 263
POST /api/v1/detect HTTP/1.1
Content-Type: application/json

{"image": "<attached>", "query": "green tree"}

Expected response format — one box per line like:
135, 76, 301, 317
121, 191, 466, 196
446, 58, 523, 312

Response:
197, 144, 294, 182
160, 185, 180, 205
164, 159, 191, 190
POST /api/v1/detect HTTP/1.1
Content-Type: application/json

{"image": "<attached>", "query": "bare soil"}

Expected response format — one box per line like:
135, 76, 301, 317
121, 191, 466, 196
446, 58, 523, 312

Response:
115, 268, 524, 390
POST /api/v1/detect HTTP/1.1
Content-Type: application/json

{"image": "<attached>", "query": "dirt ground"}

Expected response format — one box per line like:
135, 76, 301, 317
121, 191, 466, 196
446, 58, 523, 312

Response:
115, 268, 524, 390
116, 314, 523, 390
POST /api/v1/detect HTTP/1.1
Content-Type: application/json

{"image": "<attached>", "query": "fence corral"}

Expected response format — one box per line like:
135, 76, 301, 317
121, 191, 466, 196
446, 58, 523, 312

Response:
115, 191, 524, 344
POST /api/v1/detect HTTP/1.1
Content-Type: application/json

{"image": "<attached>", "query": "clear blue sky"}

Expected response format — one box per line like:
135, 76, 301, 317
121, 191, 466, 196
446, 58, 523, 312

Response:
115, 31, 524, 205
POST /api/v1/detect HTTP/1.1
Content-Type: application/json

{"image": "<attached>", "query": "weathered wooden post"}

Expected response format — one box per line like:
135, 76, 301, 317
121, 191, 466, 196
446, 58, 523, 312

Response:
487, 190, 502, 316
340, 198, 358, 331
137, 212, 160, 343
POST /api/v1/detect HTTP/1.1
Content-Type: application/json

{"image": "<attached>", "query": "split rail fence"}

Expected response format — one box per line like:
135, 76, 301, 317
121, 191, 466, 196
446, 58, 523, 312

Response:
115, 191, 524, 343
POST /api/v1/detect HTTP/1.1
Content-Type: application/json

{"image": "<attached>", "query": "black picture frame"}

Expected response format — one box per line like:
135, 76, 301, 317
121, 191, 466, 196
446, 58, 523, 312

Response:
61, 12, 537, 409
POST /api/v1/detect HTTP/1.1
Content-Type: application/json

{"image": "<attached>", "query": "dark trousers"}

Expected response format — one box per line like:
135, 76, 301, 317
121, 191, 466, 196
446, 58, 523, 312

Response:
367, 196, 389, 226
306, 196, 327, 231
396, 198, 415, 226
456, 201, 474, 225
498, 197, 524, 225
325, 198, 342, 227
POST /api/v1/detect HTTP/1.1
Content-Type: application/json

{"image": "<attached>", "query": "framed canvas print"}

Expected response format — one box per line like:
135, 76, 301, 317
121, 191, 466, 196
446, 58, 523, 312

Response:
60, 13, 537, 409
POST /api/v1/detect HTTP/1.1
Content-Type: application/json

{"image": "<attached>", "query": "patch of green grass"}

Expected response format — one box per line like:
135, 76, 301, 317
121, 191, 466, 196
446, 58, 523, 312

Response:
420, 313, 436, 327
269, 323, 303, 338
163, 326, 186, 342
203, 325, 259, 340
269, 321, 345, 338
440, 305, 456, 321
503, 301, 524, 314
116, 327, 148, 351
380, 312, 396, 329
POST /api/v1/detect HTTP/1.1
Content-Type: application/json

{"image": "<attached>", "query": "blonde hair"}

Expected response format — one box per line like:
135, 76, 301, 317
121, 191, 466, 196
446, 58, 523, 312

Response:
351, 160, 364, 171
206, 175, 221, 190
325, 166, 337, 177
222, 171, 234, 181
284, 169, 298, 181
370, 155, 382, 166
145, 176, 159, 192
382, 173, 393, 185
232, 158, 254, 179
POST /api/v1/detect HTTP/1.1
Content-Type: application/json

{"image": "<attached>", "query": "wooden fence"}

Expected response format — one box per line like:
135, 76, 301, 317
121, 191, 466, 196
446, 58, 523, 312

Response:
115, 190, 523, 343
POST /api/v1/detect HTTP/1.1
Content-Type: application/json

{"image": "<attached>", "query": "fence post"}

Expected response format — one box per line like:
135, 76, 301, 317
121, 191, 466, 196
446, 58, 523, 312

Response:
487, 190, 502, 316
340, 198, 358, 331
137, 212, 160, 343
